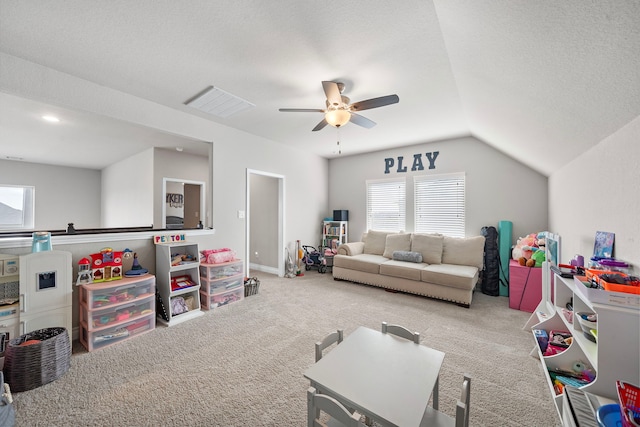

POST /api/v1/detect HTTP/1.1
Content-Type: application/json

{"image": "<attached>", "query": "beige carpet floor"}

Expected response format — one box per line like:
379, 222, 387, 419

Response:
9, 271, 561, 426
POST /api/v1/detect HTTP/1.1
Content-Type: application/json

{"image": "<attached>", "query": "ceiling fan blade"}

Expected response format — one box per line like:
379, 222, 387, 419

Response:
349, 113, 376, 129
279, 108, 325, 113
322, 81, 343, 107
350, 94, 399, 111
312, 118, 329, 132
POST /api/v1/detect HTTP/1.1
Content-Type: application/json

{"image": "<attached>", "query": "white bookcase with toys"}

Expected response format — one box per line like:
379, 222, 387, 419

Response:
322, 220, 348, 249
523, 233, 640, 422
155, 241, 204, 326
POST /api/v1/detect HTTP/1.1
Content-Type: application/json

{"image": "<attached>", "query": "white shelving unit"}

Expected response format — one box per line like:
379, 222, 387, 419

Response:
155, 241, 204, 326
524, 264, 640, 422
322, 220, 348, 249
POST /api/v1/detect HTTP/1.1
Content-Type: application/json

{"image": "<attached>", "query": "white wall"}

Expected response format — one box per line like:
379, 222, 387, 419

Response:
212, 137, 328, 262
153, 148, 210, 229
0, 54, 329, 268
250, 174, 279, 268
550, 115, 640, 268
102, 148, 154, 227
0, 159, 101, 230
329, 136, 548, 243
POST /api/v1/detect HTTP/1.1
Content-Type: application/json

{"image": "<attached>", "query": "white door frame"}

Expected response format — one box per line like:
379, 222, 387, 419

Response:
245, 169, 285, 277
161, 177, 206, 229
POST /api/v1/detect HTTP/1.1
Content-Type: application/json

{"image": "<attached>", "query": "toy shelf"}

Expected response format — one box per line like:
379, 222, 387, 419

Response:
155, 241, 204, 326
525, 266, 639, 423
322, 220, 348, 249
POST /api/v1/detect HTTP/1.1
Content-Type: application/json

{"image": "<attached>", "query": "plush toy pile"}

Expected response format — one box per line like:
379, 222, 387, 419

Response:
512, 232, 546, 267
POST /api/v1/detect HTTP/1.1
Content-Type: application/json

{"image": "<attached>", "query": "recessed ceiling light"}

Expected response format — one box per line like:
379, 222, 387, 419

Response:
42, 115, 60, 123
176, 147, 184, 152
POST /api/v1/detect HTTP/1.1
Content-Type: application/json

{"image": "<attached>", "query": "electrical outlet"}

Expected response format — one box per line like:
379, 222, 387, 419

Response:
238, 210, 245, 219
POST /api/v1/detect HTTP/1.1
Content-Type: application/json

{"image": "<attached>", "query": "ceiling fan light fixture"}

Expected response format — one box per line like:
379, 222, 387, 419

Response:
325, 109, 351, 127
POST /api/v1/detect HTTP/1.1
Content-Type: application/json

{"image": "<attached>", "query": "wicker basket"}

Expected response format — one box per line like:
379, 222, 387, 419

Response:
3, 327, 71, 392
244, 277, 260, 297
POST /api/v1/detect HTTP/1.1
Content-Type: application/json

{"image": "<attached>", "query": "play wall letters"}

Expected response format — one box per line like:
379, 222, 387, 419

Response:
384, 151, 439, 174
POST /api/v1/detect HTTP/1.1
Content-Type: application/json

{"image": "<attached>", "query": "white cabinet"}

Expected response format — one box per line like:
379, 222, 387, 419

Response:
322, 221, 348, 248
525, 269, 640, 421
155, 241, 204, 326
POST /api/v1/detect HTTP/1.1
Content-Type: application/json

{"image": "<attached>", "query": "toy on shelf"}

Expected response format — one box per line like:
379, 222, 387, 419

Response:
125, 253, 148, 277
200, 248, 236, 264
76, 257, 92, 285
171, 253, 198, 266
89, 248, 123, 282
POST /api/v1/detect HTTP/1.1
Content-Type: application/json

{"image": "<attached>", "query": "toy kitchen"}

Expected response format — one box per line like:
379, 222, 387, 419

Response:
0, 250, 73, 368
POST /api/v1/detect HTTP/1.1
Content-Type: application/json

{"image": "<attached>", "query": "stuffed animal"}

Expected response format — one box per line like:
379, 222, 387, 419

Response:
512, 233, 537, 260
513, 232, 546, 267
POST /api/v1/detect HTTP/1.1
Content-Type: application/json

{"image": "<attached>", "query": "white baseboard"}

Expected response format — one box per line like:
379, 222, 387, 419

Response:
249, 263, 278, 275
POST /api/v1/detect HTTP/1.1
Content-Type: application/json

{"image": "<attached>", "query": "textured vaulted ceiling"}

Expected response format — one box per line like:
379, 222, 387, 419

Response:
1, 1, 638, 176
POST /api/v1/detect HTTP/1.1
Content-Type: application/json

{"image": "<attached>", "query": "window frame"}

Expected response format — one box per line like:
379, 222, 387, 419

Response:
366, 177, 406, 232
0, 184, 35, 231
413, 172, 465, 237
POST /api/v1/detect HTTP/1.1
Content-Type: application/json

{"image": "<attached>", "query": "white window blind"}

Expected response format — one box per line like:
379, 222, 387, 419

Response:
0, 184, 35, 230
366, 178, 406, 232
414, 173, 465, 237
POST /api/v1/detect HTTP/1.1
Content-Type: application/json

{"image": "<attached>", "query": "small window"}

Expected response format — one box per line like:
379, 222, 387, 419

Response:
0, 185, 35, 230
366, 178, 406, 232
414, 173, 465, 237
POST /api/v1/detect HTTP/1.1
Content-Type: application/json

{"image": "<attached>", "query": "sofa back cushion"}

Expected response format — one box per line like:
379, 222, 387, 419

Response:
411, 233, 444, 264
382, 233, 411, 258
441, 235, 485, 269
363, 230, 395, 255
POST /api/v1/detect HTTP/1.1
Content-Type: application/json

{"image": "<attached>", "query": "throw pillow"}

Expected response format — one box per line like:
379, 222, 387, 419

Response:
363, 230, 393, 255
441, 235, 485, 268
382, 233, 411, 258
392, 250, 423, 263
411, 233, 444, 264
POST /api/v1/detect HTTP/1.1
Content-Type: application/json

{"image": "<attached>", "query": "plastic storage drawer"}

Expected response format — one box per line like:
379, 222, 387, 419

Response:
80, 294, 155, 330
200, 273, 244, 295
200, 288, 244, 310
199, 260, 244, 280
80, 312, 155, 352
79, 275, 155, 310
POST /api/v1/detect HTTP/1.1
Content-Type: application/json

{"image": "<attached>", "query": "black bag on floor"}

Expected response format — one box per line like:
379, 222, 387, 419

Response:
480, 226, 500, 296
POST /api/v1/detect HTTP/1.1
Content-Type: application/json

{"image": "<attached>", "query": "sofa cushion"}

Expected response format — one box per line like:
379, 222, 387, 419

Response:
421, 264, 479, 290
380, 260, 427, 281
441, 236, 485, 269
392, 251, 423, 263
411, 233, 444, 264
363, 230, 394, 255
382, 233, 411, 258
333, 254, 387, 274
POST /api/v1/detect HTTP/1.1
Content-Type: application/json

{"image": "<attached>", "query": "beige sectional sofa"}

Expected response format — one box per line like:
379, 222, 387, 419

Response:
332, 231, 485, 307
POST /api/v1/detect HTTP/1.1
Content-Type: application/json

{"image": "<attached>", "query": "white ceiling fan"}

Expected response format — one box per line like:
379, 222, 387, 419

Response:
279, 81, 399, 131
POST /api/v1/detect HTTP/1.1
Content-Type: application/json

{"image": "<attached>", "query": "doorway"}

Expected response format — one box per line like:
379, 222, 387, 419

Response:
246, 169, 285, 277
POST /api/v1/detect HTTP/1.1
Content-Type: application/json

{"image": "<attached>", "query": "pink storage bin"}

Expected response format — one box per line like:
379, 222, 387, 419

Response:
201, 248, 236, 264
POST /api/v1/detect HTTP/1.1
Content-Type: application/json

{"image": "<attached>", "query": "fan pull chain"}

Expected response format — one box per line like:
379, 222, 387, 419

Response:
336, 128, 342, 155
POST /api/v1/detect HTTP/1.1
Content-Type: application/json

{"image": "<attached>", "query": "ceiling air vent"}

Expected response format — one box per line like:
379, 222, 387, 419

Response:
185, 86, 255, 118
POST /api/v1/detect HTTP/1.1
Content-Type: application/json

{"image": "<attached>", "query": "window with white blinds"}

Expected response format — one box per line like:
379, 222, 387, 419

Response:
414, 173, 465, 237
366, 178, 406, 232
